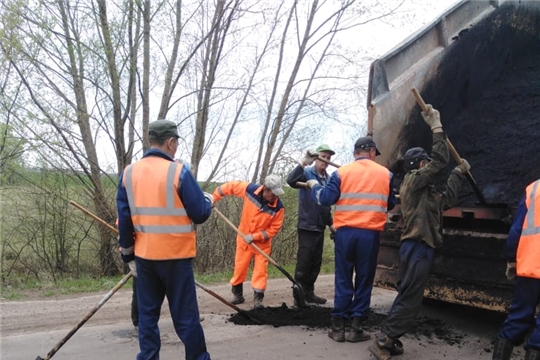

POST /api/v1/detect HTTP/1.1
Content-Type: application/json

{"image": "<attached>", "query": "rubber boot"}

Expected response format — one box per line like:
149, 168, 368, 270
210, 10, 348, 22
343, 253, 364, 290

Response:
305, 290, 327, 304
368, 333, 395, 360
231, 284, 245, 305
525, 348, 540, 360
253, 291, 264, 310
346, 317, 371, 342
492, 337, 513, 360
328, 317, 346, 342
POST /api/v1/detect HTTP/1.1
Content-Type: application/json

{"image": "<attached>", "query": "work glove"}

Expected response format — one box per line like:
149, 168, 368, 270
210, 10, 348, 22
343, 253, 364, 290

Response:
329, 225, 336, 241
506, 261, 516, 281
243, 233, 254, 244
421, 104, 442, 130
203, 192, 214, 207
128, 260, 137, 277
454, 159, 471, 174
306, 179, 319, 189
302, 150, 319, 166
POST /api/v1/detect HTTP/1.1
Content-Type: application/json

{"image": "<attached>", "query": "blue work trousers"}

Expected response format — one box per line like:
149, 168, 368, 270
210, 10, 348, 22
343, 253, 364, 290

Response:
383, 239, 435, 339
136, 257, 210, 360
499, 276, 540, 350
331, 226, 380, 319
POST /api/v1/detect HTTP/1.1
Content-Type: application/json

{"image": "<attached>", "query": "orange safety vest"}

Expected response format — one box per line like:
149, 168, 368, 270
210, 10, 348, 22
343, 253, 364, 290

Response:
122, 157, 196, 260
516, 179, 540, 279
333, 159, 390, 231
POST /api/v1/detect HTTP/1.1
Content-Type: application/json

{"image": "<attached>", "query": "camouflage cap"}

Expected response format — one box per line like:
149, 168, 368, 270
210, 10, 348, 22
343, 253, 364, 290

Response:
148, 119, 179, 140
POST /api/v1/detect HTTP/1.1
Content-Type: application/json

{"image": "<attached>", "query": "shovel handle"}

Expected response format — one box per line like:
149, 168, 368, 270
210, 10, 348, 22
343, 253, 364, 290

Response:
411, 88, 487, 204
316, 156, 341, 168
69, 201, 119, 234
296, 181, 309, 188
213, 208, 278, 267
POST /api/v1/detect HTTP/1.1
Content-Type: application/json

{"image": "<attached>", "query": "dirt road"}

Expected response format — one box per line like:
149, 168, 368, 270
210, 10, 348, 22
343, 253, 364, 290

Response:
1, 274, 521, 359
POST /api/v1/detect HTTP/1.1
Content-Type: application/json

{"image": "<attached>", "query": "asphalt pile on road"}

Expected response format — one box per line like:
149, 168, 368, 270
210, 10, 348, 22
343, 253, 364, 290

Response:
229, 304, 466, 346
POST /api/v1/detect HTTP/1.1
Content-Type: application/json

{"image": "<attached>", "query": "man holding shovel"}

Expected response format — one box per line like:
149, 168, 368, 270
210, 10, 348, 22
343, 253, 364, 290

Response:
117, 119, 214, 360
212, 175, 285, 310
368, 105, 469, 360
286, 144, 336, 305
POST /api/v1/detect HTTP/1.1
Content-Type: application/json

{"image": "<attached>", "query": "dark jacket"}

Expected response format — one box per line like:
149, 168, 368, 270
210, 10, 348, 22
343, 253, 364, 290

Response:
399, 132, 465, 248
286, 164, 333, 232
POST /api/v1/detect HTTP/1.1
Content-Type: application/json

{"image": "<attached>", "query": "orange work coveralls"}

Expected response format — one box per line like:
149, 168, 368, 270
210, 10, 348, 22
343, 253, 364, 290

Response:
213, 181, 285, 292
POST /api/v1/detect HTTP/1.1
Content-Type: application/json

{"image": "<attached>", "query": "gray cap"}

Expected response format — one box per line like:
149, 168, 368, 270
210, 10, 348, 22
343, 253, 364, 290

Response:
148, 119, 179, 140
264, 174, 285, 196
354, 136, 381, 155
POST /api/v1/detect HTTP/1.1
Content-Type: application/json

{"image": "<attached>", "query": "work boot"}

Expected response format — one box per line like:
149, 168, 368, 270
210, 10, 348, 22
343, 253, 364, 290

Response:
525, 348, 540, 360
253, 291, 264, 310
328, 317, 346, 342
346, 317, 371, 342
305, 291, 327, 304
231, 284, 245, 305
492, 337, 514, 360
368, 333, 395, 360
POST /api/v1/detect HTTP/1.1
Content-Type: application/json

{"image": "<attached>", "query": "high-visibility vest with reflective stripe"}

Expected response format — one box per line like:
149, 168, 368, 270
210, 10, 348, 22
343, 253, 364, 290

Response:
334, 159, 390, 231
122, 157, 196, 260
517, 180, 540, 279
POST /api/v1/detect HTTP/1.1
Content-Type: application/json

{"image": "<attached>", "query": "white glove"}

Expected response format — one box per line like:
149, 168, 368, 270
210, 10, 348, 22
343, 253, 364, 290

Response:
302, 150, 319, 166
306, 179, 319, 189
506, 261, 516, 281
421, 104, 442, 130
455, 159, 471, 174
243, 234, 254, 244
128, 260, 137, 277
203, 192, 214, 207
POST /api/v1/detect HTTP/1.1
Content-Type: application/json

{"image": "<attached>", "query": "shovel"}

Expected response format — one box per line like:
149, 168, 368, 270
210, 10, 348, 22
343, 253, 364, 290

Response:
213, 207, 307, 308
194, 281, 262, 324
36, 272, 132, 360
411, 88, 488, 204
69, 201, 261, 322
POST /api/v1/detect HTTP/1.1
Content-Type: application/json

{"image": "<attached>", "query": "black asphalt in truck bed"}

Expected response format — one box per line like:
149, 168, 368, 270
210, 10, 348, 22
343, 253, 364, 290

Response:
392, 3, 540, 208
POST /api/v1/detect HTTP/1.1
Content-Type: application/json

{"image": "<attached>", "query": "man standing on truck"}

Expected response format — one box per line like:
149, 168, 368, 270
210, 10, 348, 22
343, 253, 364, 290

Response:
286, 144, 336, 305
305, 137, 396, 343
491, 179, 540, 360
368, 105, 470, 360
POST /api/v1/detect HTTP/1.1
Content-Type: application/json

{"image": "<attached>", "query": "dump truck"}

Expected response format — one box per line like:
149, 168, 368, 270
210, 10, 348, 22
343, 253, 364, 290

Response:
369, 0, 540, 312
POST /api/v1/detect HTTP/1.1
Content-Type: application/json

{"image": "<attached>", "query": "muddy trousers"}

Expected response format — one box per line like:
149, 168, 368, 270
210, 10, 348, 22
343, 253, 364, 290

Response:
294, 229, 324, 294
136, 257, 210, 360
331, 227, 380, 319
498, 276, 540, 350
382, 240, 435, 339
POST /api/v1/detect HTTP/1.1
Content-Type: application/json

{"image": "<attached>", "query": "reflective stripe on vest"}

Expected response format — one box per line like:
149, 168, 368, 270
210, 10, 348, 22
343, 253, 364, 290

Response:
517, 180, 540, 278
334, 159, 390, 231
124, 158, 196, 260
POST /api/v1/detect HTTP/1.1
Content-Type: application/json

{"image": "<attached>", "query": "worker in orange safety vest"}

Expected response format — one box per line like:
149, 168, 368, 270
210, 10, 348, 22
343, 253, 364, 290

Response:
117, 119, 213, 360
493, 179, 540, 360
305, 136, 396, 344
213, 175, 285, 310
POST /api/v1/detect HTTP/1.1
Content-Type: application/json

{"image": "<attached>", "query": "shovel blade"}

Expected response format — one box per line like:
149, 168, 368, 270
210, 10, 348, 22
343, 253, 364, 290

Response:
293, 283, 307, 308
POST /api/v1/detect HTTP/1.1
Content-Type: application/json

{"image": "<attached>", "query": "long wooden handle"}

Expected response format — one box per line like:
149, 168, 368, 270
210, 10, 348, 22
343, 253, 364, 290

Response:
69, 201, 119, 234
411, 88, 487, 204
296, 181, 309, 188
213, 208, 278, 267
316, 156, 341, 168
